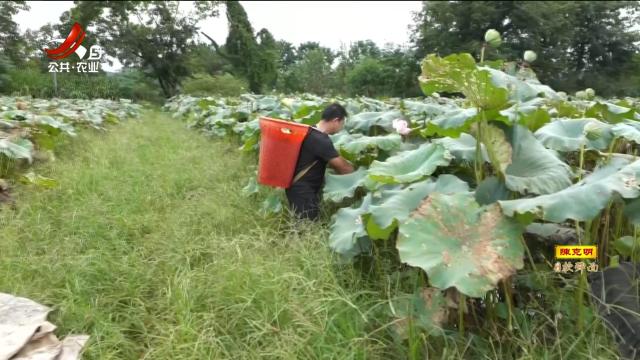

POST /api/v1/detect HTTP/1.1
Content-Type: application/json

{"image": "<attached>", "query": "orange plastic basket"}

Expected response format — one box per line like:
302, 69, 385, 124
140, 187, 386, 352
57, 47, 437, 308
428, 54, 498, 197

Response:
257, 117, 311, 188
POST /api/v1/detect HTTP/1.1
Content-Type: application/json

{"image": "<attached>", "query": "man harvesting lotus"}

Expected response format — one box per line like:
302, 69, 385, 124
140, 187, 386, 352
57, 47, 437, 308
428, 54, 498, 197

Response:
286, 103, 354, 220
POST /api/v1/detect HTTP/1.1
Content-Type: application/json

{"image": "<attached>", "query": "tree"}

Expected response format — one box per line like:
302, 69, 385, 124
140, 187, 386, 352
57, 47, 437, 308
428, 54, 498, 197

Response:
186, 43, 232, 76
297, 42, 335, 65
276, 40, 297, 68
201, 1, 278, 93
346, 57, 389, 97
256, 28, 278, 91
278, 49, 335, 95
411, 1, 640, 96
59, 1, 221, 98
0, 1, 30, 64
347, 40, 381, 64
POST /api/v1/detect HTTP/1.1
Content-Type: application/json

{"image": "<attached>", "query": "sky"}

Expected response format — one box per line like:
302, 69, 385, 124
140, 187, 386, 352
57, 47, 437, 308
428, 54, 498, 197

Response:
13, 1, 423, 72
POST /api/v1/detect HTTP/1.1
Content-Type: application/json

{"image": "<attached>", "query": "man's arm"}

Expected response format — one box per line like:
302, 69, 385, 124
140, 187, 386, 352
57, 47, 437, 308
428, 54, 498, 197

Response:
328, 156, 354, 175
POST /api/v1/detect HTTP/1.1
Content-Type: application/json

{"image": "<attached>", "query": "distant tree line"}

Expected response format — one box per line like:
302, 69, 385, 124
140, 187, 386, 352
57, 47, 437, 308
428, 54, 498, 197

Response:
0, 1, 638, 100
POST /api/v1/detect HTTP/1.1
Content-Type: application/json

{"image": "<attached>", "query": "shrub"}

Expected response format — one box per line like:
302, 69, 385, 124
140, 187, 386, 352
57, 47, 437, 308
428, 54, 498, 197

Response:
181, 73, 248, 97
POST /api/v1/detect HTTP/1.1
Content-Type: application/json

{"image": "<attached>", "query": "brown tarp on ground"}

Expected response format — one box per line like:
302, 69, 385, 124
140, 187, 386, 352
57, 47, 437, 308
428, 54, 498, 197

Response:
0, 293, 89, 360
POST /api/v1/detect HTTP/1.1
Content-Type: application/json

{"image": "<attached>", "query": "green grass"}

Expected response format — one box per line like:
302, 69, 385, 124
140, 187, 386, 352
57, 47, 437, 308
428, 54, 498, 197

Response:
0, 111, 388, 359
0, 110, 621, 359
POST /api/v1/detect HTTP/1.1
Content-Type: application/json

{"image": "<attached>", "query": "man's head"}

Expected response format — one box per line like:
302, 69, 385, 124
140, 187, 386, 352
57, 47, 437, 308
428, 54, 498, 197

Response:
320, 103, 347, 135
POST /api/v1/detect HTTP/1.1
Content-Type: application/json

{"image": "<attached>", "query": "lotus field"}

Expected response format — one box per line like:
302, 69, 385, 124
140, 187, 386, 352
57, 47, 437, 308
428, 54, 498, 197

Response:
0, 97, 142, 190
165, 51, 640, 353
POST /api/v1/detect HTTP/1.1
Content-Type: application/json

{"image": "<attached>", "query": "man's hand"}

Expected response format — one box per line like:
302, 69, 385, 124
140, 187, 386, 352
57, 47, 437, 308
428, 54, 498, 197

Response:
328, 156, 354, 175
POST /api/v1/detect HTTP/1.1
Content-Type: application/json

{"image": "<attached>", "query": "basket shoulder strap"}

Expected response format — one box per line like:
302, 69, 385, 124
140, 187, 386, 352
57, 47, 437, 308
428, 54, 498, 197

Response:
292, 160, 319, 184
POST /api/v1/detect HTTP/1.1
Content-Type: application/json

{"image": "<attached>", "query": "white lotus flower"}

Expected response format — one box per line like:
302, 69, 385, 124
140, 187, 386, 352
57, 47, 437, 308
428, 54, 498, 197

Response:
392, 119, 411, 135
484, 29, 502, 47
585, 88, 596, 98
523, 50, 537, 63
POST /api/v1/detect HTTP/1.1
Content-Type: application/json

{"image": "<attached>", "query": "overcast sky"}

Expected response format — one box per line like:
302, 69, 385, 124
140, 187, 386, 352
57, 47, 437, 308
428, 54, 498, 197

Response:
14, 1, 423, 71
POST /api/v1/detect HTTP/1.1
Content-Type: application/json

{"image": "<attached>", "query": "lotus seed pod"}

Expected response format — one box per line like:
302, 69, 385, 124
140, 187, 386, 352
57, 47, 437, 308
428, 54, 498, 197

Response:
484, 29, 502, 47
585, 88, 595, 98
584, 121, 605, 140
523, 50, 537, 63
575, 90, 588, 100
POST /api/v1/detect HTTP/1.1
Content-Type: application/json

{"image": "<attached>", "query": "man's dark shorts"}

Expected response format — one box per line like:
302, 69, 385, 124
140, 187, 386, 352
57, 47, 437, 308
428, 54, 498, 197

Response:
285, 183, 321, 221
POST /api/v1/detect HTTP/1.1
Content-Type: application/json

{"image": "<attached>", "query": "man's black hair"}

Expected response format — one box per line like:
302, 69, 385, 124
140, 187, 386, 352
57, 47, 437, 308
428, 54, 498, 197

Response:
321, 103, 348, 122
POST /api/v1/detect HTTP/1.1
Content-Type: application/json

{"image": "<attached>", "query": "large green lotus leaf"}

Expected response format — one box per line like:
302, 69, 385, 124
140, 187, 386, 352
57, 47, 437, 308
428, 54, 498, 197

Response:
500, 157, 640, 222
261, 193, 283, 214
57, 108, 81, 121
1, 110, 30, 121
0, 120, 14, 129
498, 98, 546, 122
535, 118, 613, 151
475, 176, 510, 205
420, 54, 509, 111
433, 133, 489, 163
390, 288, 448, 338
337, 133, 402, 159
368, 143, 453, 184
478, 123, 512, 177
358, 97, 394, 112
422, 107, 479, 137
624, 198, 640, 225
586, 102, 636, 123
323, 167, 368, 203
498, 98, 551, 131
611, 122, 640, 144
345, 110, 402, 134
419, 53, 477, 95
368, 174, 470, 233
256, 96, 280, 111
329, 131, 350, 145
0, 138, 33, 162
31, 115, 77, 136
329, 194, 373, 259
481, 66, 560, 102
242, 176, 259, 197
525, 223, 579, 244
397, 192, 524, 298
504, 124, 573, 195
197, 97, 218, 111
401, 100, 452, 122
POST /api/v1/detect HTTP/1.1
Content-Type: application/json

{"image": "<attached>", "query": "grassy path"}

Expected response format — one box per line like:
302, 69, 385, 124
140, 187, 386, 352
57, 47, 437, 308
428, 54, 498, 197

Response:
0, 111, 389, 359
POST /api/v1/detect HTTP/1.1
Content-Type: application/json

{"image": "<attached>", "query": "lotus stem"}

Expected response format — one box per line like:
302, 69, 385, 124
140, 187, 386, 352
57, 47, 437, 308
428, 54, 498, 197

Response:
458, 293, 465, 336
576, 144, 587, 243
578, 143, 585, 181
502, 278, 514, 331
521, 236, 537, 270
371, 240, 383, 281
606, 138, 618, 162
474, 110, 486, 184
601, 202, 612, 267
577, 270, 586, 333
614, 203, 624, 247
480, 43, 486, 64
486, 290, 495, 328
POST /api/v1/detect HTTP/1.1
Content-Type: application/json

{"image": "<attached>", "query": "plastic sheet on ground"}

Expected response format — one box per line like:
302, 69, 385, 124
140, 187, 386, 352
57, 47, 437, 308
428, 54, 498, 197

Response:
0, 293, 89, 360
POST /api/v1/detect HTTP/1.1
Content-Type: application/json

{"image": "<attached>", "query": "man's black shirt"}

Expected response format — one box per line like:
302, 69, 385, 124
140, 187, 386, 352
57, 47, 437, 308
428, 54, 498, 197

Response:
285, 126, 339, 220
291, 126, 339, 190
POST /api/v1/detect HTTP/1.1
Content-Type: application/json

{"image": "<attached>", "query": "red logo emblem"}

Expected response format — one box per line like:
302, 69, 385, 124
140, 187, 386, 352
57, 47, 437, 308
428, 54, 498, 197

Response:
44, 22, 86, 60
